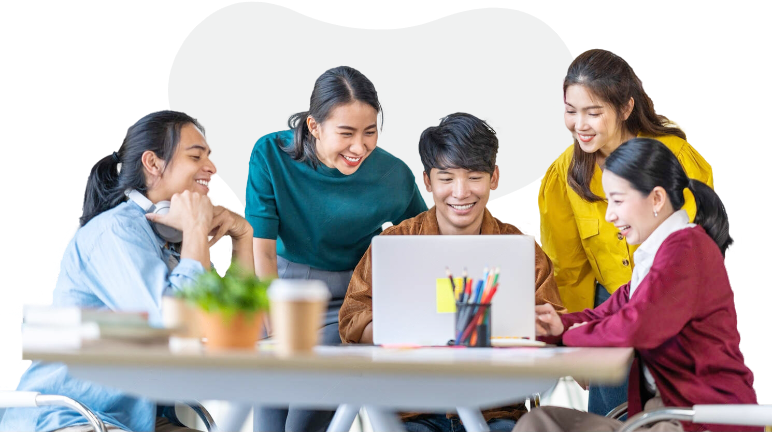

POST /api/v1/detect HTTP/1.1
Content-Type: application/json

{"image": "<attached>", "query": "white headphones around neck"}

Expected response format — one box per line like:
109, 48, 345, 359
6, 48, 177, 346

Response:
125, 189, 183, 243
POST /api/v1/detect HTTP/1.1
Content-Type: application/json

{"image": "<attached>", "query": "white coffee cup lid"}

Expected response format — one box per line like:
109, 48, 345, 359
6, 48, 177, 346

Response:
268, 279, 331, 301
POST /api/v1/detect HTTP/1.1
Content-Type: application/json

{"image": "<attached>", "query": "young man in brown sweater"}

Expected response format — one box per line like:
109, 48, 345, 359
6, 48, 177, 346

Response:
339, 112, 565, 432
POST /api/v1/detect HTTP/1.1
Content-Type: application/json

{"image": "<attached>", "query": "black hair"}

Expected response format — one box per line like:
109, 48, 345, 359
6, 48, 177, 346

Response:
418, 112, 498, 176
605, 138, 732, 255
565, 49, 686, 203
284, 66, 382, 167
80, 110, 205, 227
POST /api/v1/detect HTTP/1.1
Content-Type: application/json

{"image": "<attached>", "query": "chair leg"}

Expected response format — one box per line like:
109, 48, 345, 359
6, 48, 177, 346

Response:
605, 402, 628, 420
618, 408, 695, 432
185, 401, 218, 432
35, 395, 107, 432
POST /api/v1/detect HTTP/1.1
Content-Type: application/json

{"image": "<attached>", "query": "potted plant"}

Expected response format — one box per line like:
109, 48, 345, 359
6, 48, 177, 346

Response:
179, 266, 270, 350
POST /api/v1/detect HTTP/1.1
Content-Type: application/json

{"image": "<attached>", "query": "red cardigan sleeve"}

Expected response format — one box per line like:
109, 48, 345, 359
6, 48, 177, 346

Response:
538, 283, 631, 344
562, 232, 699, 349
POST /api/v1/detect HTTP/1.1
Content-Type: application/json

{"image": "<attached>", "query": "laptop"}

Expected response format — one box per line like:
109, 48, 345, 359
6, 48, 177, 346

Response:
371, 235, 535, 346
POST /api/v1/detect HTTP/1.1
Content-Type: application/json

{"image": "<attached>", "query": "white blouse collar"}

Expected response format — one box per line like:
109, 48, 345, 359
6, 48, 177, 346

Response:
638, 209, 692, 258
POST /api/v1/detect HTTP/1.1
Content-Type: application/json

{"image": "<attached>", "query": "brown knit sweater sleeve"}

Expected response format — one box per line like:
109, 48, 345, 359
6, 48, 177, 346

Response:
339, 244, 375, 343
534, 240, 567, 314
499, 222, 566, 314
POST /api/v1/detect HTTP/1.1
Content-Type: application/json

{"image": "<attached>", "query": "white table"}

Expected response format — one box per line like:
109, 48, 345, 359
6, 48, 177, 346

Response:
24, 343, 633, 432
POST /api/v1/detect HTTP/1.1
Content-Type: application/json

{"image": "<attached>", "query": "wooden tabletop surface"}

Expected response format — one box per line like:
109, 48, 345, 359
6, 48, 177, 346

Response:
24, 342, 633, 382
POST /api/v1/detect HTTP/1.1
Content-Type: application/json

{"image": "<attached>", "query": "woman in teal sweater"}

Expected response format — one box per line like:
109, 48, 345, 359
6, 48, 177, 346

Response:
246, 66, 427, 432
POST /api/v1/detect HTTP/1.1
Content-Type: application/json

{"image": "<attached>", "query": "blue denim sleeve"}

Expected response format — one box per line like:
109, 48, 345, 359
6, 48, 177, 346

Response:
169, 258, 206, 293
11, 206, 206, 432
73, 219, 205, 325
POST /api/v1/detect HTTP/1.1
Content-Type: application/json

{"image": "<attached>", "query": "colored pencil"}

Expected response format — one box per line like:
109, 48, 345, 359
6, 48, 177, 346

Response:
462, 283, 500, 345
446, 267, 459, 301
461, 267, 467, 301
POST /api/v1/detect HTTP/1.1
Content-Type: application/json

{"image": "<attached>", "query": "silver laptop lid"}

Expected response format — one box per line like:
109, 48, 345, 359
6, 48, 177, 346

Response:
372, 235, 535, 346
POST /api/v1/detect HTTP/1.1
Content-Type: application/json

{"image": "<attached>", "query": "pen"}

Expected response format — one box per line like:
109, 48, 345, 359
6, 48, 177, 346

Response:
460, 307, 483, 342
457, 279, 480, 343
467, 279, 485, 343
470, 279, 484, 304
481, 284, 498, 325
480, 267, 498, 302
468, 281, 482, 322
487, 267, 497, 291
466, 280, 500, 345
481, 266, 489, 292
482, 283, 498, 304
460, 278, 471, 303
462, 285, 499, 344
461, 268, 467, 301
445, 267, 457, 300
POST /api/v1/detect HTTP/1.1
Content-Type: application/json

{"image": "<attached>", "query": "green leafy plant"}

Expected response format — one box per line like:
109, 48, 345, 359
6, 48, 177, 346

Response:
179, 265, 271, 318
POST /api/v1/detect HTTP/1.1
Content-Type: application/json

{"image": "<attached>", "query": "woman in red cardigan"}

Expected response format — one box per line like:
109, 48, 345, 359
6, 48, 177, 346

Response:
518, 138, 758, 432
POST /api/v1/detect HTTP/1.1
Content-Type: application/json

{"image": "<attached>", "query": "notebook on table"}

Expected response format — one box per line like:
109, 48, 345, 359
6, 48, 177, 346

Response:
371, 235, 535, 346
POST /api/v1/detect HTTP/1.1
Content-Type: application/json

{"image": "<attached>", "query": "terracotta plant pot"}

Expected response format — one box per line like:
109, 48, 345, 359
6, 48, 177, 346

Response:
197, 310, 264, 350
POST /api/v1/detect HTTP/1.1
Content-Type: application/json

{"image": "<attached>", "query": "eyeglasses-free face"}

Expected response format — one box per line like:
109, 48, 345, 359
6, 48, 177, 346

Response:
564, 84, 634, 159
603, 169, 666, 246
148, 123, 216, 201
423, 166, 499, 235
309, 101, 379, 175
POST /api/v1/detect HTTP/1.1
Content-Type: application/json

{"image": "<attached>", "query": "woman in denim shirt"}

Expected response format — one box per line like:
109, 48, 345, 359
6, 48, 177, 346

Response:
1, 111, 253, 432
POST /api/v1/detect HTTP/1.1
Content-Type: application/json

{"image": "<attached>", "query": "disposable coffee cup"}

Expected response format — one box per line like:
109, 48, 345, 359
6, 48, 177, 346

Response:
267, 280, 330, 356
161, 296, 202, 339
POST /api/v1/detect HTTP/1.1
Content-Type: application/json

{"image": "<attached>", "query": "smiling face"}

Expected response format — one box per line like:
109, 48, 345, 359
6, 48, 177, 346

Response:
564, 84, 635, 159
309, 101, 378, 175
423, 166, 499, 235
602, 169, 671, 245
148, 123, 216, 201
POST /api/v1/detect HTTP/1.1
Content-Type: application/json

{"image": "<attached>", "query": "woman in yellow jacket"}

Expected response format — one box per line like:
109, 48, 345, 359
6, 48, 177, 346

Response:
539, 49, 713, 417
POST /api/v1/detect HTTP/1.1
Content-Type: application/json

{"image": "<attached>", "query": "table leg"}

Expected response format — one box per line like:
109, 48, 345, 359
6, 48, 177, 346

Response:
363, 406, 406, 432
216, 402, 250, 432
456, 407, 490, 432
327, 404, 360, 432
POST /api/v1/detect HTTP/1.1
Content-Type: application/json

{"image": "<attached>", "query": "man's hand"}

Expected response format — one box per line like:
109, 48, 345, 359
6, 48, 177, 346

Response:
147, 191, 213, 270
360, 322, 374, 344
535, 303, 565, 337
146, 190, 213, 235
208, 206, 253, 246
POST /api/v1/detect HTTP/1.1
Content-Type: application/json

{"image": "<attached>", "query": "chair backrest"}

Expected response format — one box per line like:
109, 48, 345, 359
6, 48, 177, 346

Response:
619, 405, 772, 432
693, 404, 772, 426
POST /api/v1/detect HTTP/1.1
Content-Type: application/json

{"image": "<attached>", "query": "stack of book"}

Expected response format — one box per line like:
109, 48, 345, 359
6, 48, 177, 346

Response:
22, 306, 171, 350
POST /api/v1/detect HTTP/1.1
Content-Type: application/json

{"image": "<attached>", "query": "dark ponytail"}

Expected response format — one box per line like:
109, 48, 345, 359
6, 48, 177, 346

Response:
80, 111, 205, 227
605, 138, 733, 255
286, 110, 312, 162
284, 66, 382, 167
688, 178, 733, 255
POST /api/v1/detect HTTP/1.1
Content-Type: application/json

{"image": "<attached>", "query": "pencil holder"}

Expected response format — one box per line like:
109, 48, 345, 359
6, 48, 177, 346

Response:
453, 302, 491, 347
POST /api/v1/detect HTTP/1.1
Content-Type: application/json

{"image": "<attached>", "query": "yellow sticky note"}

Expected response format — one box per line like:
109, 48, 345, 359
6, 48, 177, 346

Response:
436, 278, 463, 313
